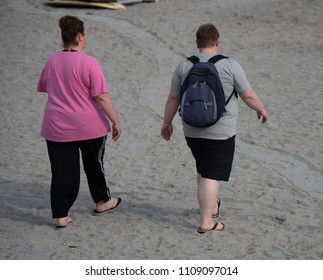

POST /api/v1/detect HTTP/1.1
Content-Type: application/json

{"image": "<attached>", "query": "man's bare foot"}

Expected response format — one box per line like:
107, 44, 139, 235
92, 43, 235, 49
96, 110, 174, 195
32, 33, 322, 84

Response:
197, 222, 225, 234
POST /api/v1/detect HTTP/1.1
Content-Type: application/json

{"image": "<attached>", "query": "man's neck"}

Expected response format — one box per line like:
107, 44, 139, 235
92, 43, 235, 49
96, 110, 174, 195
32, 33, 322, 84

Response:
198, 46, 218, 54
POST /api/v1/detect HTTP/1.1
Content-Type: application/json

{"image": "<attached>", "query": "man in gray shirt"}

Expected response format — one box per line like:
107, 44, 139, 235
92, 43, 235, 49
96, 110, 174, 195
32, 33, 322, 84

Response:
161, 23, 268, 234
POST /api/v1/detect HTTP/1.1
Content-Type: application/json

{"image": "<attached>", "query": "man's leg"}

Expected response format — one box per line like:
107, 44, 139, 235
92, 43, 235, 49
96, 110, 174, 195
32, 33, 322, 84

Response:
197, 177, 224, 230
197, 174, 220, 219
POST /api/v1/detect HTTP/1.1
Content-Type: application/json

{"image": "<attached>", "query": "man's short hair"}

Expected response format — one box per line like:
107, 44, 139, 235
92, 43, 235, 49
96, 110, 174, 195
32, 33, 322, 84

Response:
196, 23, 219, 48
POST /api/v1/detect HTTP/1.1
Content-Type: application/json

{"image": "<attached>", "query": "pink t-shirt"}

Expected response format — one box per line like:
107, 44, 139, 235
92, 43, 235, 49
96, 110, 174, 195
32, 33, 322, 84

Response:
37, 51, 111, 142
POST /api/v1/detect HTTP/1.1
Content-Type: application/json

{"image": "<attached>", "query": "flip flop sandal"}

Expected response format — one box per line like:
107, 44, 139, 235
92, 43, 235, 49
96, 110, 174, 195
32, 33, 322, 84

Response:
93, 197, 122, 215
197, 222, 225, 234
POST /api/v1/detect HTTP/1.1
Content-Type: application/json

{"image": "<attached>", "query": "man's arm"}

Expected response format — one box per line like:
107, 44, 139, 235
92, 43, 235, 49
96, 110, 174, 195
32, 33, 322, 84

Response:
239, 88, 268, 123
161, 91, 180, 141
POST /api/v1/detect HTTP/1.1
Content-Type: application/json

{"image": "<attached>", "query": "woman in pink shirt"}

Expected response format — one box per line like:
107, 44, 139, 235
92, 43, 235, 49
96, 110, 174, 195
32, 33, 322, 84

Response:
37, 15, 122, 228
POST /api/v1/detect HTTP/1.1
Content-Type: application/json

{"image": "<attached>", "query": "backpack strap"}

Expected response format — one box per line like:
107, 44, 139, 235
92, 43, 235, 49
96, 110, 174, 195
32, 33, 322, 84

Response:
225, 88, 238, 105
209, 54, 238, 104
208, 54, 228, 64
187, 55, 228, 64
187, 55, 200, 64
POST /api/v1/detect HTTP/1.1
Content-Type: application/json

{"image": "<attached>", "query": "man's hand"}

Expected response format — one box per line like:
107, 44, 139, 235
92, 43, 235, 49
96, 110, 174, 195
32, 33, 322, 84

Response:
161, 123, 173, 141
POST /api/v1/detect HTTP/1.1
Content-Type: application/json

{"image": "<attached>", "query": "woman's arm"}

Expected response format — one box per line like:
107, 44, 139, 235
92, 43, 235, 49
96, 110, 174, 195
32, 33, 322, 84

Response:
95, 93, 121, 141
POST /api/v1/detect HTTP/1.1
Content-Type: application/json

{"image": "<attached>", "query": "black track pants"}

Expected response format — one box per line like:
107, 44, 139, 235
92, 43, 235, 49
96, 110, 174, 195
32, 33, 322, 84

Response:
46, 136, 111, 218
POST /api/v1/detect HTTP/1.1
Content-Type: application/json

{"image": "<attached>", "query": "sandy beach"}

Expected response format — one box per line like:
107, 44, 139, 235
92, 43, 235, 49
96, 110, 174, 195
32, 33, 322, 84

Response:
0, 0, 322, 260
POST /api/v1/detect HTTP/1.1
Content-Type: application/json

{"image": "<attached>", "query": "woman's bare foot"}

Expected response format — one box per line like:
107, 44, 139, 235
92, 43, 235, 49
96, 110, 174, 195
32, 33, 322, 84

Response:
94, 197, 122, 214
56, 216, 73, 228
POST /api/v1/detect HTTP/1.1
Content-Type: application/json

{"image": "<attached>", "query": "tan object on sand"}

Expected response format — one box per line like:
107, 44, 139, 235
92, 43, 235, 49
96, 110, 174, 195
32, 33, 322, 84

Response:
44, 0, 126, 10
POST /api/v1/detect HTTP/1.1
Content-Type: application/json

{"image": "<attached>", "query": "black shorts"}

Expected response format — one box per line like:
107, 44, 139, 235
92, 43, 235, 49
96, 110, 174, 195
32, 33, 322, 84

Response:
185, 136, 235, 181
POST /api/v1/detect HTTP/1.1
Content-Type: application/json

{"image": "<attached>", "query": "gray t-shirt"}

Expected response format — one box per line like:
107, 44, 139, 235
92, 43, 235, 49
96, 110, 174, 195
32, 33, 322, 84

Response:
170, 53, 250, 139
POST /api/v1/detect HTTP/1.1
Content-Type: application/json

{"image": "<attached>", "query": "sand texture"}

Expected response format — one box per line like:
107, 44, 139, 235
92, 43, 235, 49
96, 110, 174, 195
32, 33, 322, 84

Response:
0, 0, 322, 259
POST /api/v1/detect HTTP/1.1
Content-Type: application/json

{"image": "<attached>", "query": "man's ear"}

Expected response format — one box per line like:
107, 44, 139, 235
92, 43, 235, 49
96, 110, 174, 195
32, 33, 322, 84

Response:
215, 38, 219, 47
196, 40, 200, 48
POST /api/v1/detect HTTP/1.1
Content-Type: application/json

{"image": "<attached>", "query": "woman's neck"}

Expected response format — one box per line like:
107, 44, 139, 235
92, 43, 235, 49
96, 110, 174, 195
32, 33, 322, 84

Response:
63, 45, 82, 52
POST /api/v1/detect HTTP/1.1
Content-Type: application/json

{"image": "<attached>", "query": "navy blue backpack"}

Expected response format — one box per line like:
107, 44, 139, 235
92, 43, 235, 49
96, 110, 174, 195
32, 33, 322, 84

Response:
179, 55, 237, 127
